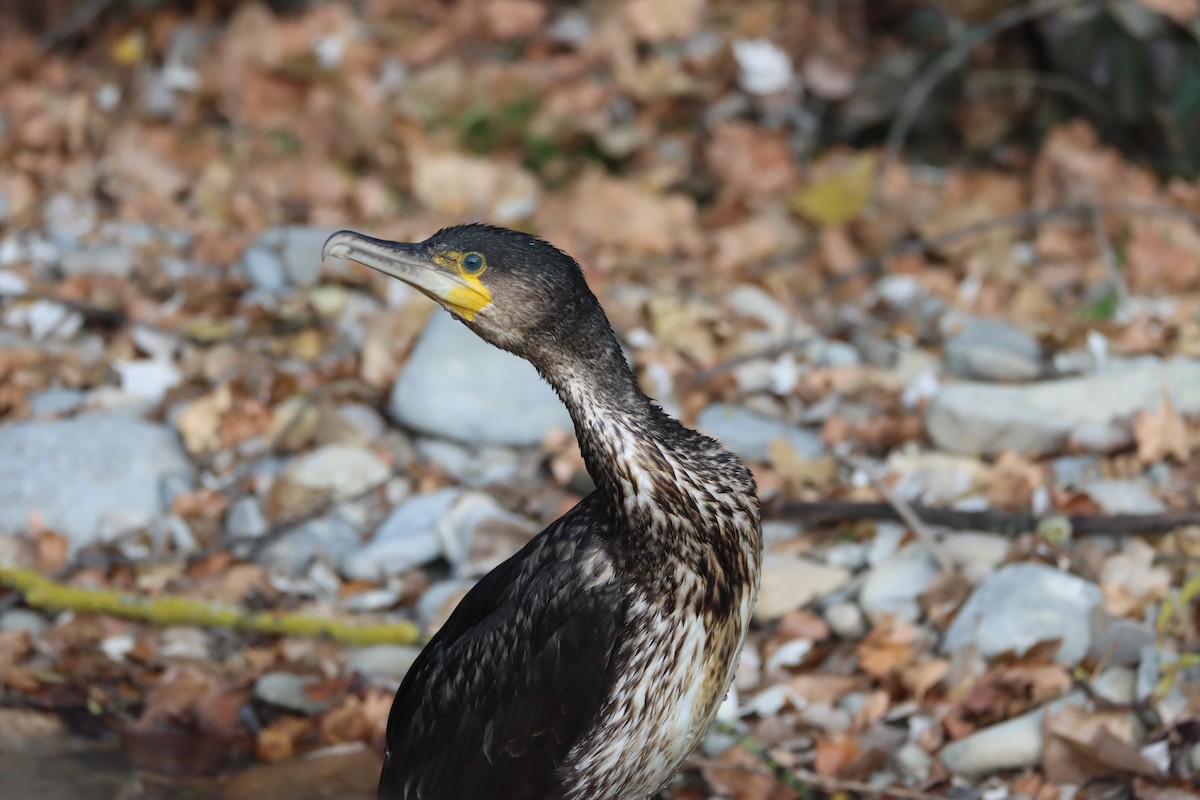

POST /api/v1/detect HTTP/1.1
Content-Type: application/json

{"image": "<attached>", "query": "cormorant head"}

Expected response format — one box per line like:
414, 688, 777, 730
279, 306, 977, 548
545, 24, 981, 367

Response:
323, 224, 604, 358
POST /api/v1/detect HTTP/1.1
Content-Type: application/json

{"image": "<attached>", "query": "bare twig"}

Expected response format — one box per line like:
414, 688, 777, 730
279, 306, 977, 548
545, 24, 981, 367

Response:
1088, 202, 1129, 315
770, 499, 1200, 537
870, 0, 1098, 211
836, 454, 954, 571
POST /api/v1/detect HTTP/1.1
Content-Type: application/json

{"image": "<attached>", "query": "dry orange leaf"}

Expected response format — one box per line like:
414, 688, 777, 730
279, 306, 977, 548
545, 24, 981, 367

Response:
814, 731, 860, 777
1134, 390, 1191, 464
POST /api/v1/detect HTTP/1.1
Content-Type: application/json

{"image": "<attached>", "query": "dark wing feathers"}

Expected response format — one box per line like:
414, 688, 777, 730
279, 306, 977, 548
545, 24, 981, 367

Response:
378, 499, 625, 800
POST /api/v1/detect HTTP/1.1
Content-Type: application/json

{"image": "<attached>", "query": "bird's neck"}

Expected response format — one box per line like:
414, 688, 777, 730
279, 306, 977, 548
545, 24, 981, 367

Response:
532, 328, 679, 514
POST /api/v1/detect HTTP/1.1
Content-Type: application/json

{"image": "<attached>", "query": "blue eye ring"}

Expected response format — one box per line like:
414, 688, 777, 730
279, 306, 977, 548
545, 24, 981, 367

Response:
462, 252, 485, 273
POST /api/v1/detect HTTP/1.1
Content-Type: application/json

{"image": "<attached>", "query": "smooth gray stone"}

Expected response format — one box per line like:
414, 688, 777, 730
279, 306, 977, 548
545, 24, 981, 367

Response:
926, 358, 1200, 456
942, 563, 1102, 664
0, 414, 193, 547
696, 404, 823, 462
942, 315, 1041, 382
389, 312, 573, 446
340, 489, 460, 581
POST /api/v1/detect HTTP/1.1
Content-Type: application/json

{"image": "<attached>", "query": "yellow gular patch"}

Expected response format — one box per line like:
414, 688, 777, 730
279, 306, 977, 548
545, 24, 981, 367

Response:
432, 251, 492, 320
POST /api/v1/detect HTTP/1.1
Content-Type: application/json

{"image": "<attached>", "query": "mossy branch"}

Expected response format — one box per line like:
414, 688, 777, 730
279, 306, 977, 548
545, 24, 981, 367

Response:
0, 565, 420, 647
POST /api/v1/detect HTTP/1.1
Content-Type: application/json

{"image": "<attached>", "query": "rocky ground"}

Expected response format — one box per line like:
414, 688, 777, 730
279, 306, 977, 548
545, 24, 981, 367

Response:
2, 2, 1200, 799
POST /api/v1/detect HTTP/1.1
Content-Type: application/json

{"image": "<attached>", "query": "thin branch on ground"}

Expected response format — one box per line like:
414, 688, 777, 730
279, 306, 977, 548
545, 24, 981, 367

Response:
869, 0, 1097, 211
836, 454, 954, 571
770, 499, 1200, 537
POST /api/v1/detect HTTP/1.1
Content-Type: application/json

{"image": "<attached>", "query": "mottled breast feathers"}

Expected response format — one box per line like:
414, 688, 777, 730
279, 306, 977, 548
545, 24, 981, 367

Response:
377, 494, 625, 800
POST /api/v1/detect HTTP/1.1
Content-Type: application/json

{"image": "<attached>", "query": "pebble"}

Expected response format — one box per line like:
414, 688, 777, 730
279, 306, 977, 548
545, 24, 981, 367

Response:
390, 312, 573, 446
696, 404, 823, 462
340, 489, 459, 581
1091, 666, 1137, 705
415, 438, 530, 487
1080, 478, 1166, 514
925, 357, 1200, 456
942, 563, 1102, 664
754, 556, 851, 621
823, 601, 866, 639
253, 672, 330, 715
58, 244, 133, 278
0, 609, 48, 637
941, 314, 1042, 382
1087, 617, 1155, 665
247, 226, 337, 288
257, 515, 361, 577
858, 543, 940, 623
0, 414, 194, 548
283, 444, 390, 499
344, 645, 422, 681
417, 578, 476, 633
225, 497, 269, 540
27, 388, 85, 417
439, 492, 537, 577
938, 532, 1009, 581
939, 692, 1083, 775
241, 245, 287, 292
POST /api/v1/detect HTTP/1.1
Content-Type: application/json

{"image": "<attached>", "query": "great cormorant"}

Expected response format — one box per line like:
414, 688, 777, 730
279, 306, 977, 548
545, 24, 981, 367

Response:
323, 224, 762, 800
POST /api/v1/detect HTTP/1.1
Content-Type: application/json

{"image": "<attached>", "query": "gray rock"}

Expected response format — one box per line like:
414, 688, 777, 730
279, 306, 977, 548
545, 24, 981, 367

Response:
344, 645, 421, 680
280, 226, 336, 286
696, 404, 823, 462
240, 245, 287, 292
1088, 617, 1155, 666
0, 609, 48, 637
0, 414, 193, 547
415, 438, 528, 487
340, 489, 459, 581
253, 672, 329, 715
58, 244, 132, 278
938, 531, 1010, 580
441, 492, 538, 577
389, 312, 573, 446
417, 578, 476, 632
823, 601, 866, 639
28, 389, 85, 417
257, 515, 361, 576
284, 444, 390, 499
926, 358, 1200, 456
942, 563, 1102, 664
225, 497, 268, 540
939, 692, 1085, 775
1080, 478, 1166, 515
859, 543, 940, 622
942, 315, 1041, 382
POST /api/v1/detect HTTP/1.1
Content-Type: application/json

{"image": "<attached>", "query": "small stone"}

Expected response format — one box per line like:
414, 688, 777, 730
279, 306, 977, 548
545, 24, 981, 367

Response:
0, 609, 47, 637
1091, 666, 1137, 705
340, 489, 459, 581
28, 388, 84, 417
257, 515, 361, 576
344, 645, 421, 681
284, 444, 390, 499
415, 439, 529, 488
823, 601, 866, 639
281, 227, 336, 286
58, 244, 133, 278
1088, 617, 1155, 666
942, 314, 1042, 382
439, 492, 537, 577
754, 556, 851, 621
938, 532, 1009, 581
241, 245, 286, 292
696, 404, 823, 462
939, 693, 1084, 775
226, 497, 268, 540
1080, 478, 1166, 515
859, 543, 939, 623
942, 563, 1102, 664
254, 672, 329, 715
810, 339, 860, 367
926, 358, 1200, 456
390, 312, 573, 446
417, 578, 476, 634
0, 414, 194, 548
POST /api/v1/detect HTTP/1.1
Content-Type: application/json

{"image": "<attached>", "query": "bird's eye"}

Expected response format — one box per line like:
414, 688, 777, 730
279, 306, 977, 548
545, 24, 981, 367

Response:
462, 253, 485, 274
